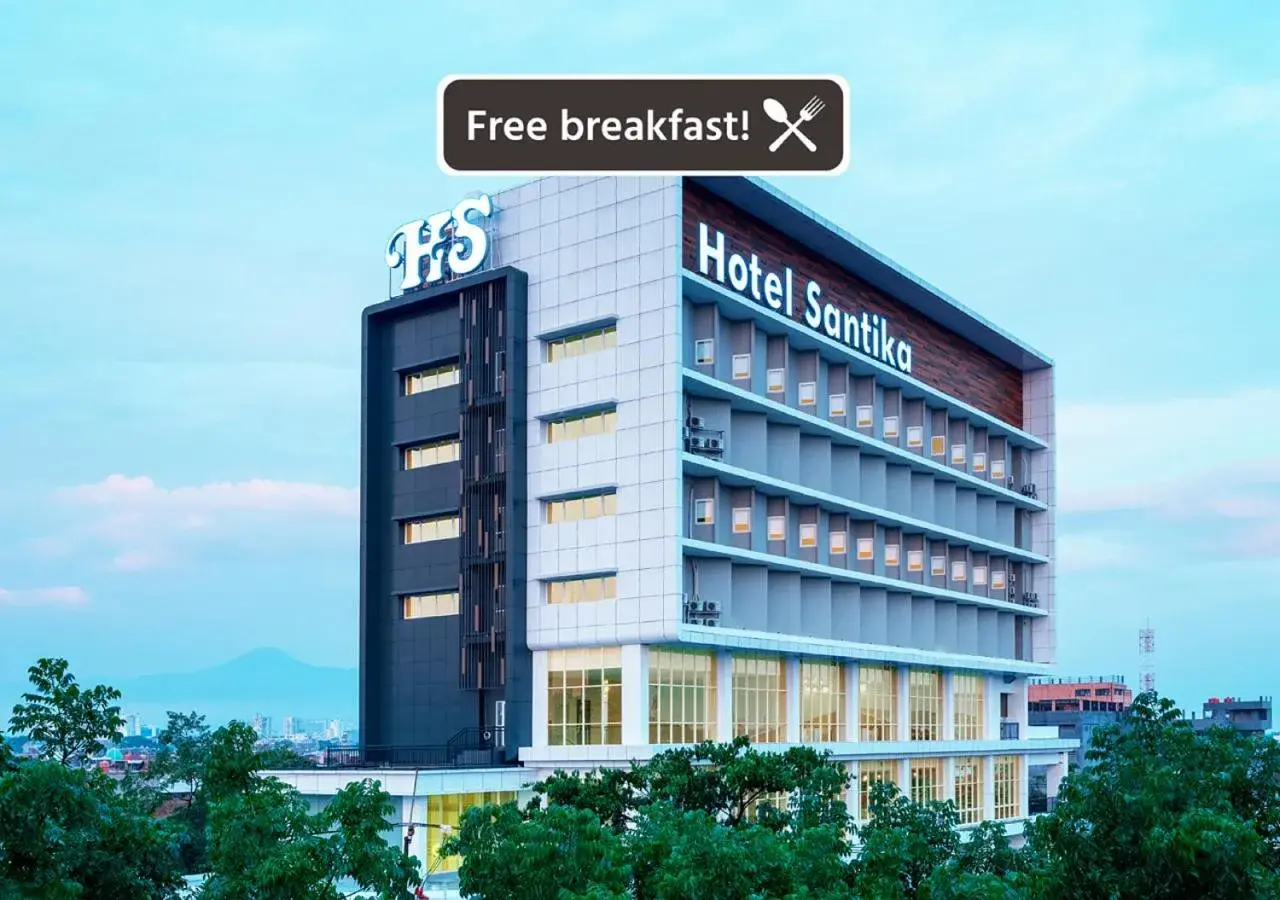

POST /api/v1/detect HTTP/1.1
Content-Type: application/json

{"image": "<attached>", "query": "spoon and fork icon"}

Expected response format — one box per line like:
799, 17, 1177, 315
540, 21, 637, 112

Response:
762, 96, 826, 152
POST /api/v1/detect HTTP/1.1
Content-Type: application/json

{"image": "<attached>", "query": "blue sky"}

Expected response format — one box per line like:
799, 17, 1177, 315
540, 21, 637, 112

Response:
1, 1, 1278, 710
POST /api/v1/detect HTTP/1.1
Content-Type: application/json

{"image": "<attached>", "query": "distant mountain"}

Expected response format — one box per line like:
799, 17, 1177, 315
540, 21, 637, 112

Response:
1, 648, 357, 730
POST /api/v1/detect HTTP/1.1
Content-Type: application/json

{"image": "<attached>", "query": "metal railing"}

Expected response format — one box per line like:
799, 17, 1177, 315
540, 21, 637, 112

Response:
1029, 675, 1127, 685
320, 728, 510, 770
1000, 720, 1021, 740
1028, 795, 1058, 815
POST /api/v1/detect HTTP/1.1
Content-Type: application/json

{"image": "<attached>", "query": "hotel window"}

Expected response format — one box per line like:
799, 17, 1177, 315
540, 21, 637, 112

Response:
829, 393, 847, 417
930, 556, 946, 577
951, 560, 967, 582
547, 408, 617, 443
546, 574, 617, 605
800, 660, 846, 742
856, 537, 874, 561
694, 338, 715, 365
693, 498, 715, 525
799, 523, 818, 548
546, 491, 618, 524
426, 792, 517, 872
766, 368, 785, 393
973, 566, 988, 587
953, 758, 984, 825
547, 647, 623, 746
859, 760, 898, 820
907, 550, 925, 572
858, 663, 898, 741
910, 758, 944, 805
403, 362, 460, 396
732, 354, 751, 380
883, 416, 899, 440
991, 458, 1006, 482
908, 669, 943, 741
991, 570, 1007, 591
973, 451, 987, 474
649, 649, 717, 745
745, 791, 792, 821
403, 515, 460, 545
930, 435, 946, 457
907, 425, 924, 449
767, 516, 785, 542
732, 507, 752, 534
830, 530, 848, 555
403, 438, 460, 470
951, 444, 967, 466
953, 673, 985, 741
855, 405, 873, 428
798, 381, 817, 406
546, 324, 617, 362
732, 655, 787, 743
402, 591, 459, 620
885, 543, 900, 568
993, 756, 1021, 819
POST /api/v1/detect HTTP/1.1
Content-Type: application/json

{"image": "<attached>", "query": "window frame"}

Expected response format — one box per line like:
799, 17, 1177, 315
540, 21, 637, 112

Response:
856, 537, 874, 561
855, 405, 874, 429
798, 522, 818, 548
694, 338, 715, 366
951, 443, 967, 466
930, 435, 946, 457
731, 506, 752, 533
693, 498, 715, 525
907, 549, 925, 572
883, 416, 899, 439
829, 393, 848, 417
906, 425, 924, 448
930, 555, 946, 577
973, 451, 987, 473
830, 530, 848, 555
766, 515, 786, 542
732, 353, 751, 380
798, 381, 817, 406
766, 368, 786, 394
885, 543, 901, 567
402, 591, 460, 619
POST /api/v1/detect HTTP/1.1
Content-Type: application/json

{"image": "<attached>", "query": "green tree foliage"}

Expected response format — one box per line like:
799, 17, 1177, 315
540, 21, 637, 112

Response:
8, 658, 124, 766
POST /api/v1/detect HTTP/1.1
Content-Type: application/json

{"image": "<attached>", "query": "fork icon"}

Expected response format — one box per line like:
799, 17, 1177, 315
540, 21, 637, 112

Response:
764, 95, 826, 153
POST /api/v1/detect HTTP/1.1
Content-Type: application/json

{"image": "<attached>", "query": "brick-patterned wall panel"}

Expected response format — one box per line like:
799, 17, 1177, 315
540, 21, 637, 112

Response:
682, 184, 1023, 428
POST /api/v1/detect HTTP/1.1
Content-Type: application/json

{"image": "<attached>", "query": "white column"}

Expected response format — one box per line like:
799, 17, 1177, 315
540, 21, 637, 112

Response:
942, 671, 955, 742
982, 756, 996, 820
621, 644, 647, 746
847, 662, 860, 742
786, 657, 802, 744
531, 651, 549, 748
716, 651, 734, 740
985, 676, 1002, 741
898, 758, 911, 799
898, 667, 912, 742
1018, 755, 1030, 819
942, 757, 956, 805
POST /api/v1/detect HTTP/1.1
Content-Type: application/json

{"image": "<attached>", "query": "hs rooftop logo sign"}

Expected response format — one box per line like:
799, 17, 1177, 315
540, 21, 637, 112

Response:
385, 194, 494, 292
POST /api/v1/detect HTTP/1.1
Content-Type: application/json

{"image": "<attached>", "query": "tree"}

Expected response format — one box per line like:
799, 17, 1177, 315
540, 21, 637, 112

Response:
850, 780, 961, 900
256, 741, 317, 770
153, 710, 212, 801
8, 658, 123, 766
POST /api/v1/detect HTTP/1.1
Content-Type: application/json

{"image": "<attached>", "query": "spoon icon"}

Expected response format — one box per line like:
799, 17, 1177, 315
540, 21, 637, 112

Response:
762, 97, 820, 153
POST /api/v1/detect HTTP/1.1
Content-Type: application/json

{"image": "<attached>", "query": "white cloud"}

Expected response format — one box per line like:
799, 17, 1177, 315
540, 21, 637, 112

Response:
0, 586, 89, 607
1056, 532, 1143, 574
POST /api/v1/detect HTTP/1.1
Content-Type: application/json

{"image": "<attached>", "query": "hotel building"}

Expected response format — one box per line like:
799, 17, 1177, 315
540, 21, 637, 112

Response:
276, 175, 1073, 875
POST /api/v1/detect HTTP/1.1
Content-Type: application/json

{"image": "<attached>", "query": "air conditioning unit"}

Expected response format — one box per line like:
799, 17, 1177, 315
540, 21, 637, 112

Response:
1022, 591, 1039, 603
703, 601, 718, 613
1008, 588, 1018, 599
494, 700, 506, 729
706, 438, 722, 450
687, 416, 705, 429
688, 436, 709, 450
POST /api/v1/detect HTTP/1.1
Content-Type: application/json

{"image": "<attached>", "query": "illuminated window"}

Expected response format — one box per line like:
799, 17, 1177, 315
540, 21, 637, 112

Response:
829, 393, 847, 417
766, 368, 785, 393
858, 664, 898, 741
426, 792, 517, 872
745, 790, 792, 821
910, 758, 944, 805
798, 381, 817, 406
649, 649, 717, 744
546, 575, 617, 605
693, 498, 715, 525
991, 458, 1006, 482
800, 659, 846, 742
732, 354, 751, 380
908, 669, 943, 741
885, 544, 900, 567
694, 338, 715, 365
973, 452, 987, 474
858, 760, 897, 820
830, 530, 848, 555
767, 516, 785, 541
991, 570, 1007, 591
547, 647, 623, 746
547, 408, 617, 443
907, 425, 924, 448
404, 362, 460, 396
930, 435, 946, 457
993, 756, 1021, 819
732, 507, 752, 533
402, 591, 459, 619
855, 405, 873, 428
951, 560, 967, 582
856, 537, 874, 561
732, 656, 787, 743
546, 325, 617, 362
953, 757, 984, 824
951, 444, 967, 466
907, 550, 924, 572
403, 515, 460, 545
973, 566, 988, 587
404, 438, 460, 470
883, 416, 899, 439
953, 673, 986, 741
930, 556, 946, 577
546, 491, 617, 523
799, 523, 818, 548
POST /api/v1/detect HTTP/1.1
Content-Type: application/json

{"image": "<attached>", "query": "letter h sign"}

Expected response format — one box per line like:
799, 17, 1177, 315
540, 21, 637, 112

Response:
385, 194, 494, 292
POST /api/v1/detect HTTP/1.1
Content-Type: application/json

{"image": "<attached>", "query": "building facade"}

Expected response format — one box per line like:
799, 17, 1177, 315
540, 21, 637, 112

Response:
1189, 696, 1273, 734
306, 176, 1073, 879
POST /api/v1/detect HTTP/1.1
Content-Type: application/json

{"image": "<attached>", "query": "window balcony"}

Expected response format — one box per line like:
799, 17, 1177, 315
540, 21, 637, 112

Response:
1000, 720, 1021, 740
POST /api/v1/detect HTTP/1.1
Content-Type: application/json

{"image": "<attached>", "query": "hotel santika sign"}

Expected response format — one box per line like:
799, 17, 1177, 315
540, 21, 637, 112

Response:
385, 194, 494, 291
696, 222, 915, 374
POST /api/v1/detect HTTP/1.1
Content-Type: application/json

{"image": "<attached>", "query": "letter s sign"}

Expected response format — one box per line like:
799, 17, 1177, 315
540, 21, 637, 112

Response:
385, 193, 493, 292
